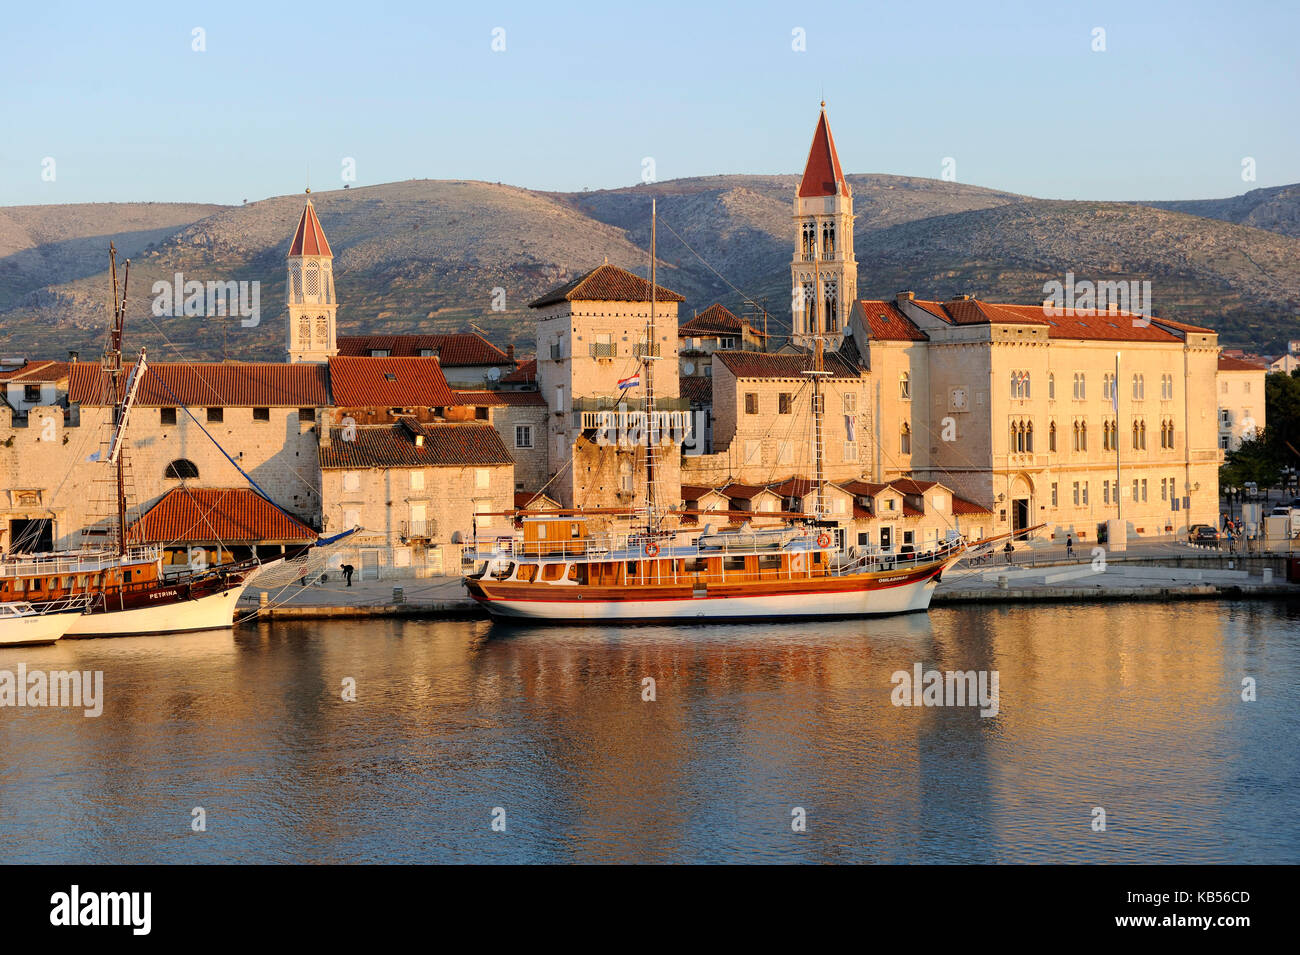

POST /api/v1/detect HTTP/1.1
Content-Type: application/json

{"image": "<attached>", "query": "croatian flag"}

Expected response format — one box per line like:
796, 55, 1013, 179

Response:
618, 374, 640, 390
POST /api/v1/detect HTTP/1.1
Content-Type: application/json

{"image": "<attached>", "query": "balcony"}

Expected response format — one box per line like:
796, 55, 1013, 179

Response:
633, 343, 661, 358
572, 395, 692, 442
589, 342, 616, 359
401, 520, 432, 540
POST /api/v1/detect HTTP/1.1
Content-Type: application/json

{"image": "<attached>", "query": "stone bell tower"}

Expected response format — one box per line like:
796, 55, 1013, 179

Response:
286, 193, 338, 363
791, 104, 856, 350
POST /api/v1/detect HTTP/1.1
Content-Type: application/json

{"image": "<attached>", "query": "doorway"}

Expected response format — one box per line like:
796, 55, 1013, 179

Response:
880, 526, 892, 552
361, 549, 380, 580
8, 518, 53, 553
1012, 499, 1030, 534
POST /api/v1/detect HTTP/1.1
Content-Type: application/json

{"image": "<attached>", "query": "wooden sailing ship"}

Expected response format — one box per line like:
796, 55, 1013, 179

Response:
463, 203, 967, 622
0, 247, 260, 638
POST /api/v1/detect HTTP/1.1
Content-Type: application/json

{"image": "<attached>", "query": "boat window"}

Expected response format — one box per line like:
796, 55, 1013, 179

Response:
516, 565, 537, 583
566, 564, 586, 583
723, 556, 745, 572
541, 564, 565, 582
570, 523, 581, 539
626, 561, 638, 576
685, 558, 706, 573
758, 555, 781, 570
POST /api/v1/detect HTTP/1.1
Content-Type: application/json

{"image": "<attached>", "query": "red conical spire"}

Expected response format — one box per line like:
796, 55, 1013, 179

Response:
798, 104, 851, 199
289, 197, 333, 257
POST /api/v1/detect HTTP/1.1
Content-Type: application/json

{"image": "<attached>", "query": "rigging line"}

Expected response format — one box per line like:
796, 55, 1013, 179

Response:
655, 216, 764, 309
138, 309, 324, 500
148, 370, 310, 529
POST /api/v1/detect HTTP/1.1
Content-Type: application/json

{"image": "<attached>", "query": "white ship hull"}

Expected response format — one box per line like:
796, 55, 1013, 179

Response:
64, 580, 252, 638
476, 566, 945, 622
0, 610, 82, 647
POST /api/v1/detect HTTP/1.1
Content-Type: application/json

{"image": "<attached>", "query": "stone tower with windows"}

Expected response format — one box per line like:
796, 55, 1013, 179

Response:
286, 195, 338, 363
791, 105, 856, 350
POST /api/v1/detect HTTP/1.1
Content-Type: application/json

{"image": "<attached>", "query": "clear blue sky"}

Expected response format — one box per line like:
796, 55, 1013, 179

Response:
4, 0, 1297, 206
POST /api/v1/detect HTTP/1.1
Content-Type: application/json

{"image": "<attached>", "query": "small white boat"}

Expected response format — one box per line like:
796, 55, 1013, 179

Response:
0, 599, 88, 647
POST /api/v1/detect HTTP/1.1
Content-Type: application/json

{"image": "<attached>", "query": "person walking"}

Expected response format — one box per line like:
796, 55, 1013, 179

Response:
1003, 540, 1015, 565
1065, 534, 1074, 558
342, 563, 355, 587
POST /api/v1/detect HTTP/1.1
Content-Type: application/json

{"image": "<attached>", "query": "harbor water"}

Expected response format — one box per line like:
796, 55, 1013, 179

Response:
1, 601, 1296, 863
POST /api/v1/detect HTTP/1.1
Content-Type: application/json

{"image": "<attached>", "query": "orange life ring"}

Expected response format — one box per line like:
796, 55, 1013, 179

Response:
816, 533, 832, 548
644, 541, 661, 558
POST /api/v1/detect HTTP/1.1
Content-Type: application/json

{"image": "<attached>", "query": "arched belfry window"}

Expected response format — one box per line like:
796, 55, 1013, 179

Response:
165, 459, 199, 479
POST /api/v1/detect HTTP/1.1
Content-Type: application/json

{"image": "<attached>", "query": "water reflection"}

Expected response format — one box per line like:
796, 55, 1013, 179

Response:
0, 602, 1295, 863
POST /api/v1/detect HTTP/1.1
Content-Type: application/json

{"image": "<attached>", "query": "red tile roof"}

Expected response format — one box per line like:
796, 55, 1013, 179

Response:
888, 478, 939, 495
906, 297, 1213, 343
336, 333, 510, 366
840, 479, 889, 497
680, 485, 726, 503
455, 390, 547, 406
714, 349, 861, 380
952, 496, 991, 515
500, 358, 537, 384
679, 376, 712, 404
70, 361, 330, 407
320, 422, 512, 468
327, 356, 458, 408
288, 200, 333, 257
798, 108, 851, 199
130, 487, 316, 544
902, 504, 924, 518
529, 263, 685, 308
721, 483, 779, 501
856, 301, 929, 342
678, 304, 765, 338
0, 360, 72, 382
1218, 355, 1268, 371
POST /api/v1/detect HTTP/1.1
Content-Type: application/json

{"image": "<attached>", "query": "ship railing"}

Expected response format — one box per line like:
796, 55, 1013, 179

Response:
0, 545, 162, 578
462, 528, 835, 563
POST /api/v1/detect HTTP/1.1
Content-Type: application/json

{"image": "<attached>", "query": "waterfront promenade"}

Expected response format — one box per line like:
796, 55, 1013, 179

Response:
236, 536, 1298, 622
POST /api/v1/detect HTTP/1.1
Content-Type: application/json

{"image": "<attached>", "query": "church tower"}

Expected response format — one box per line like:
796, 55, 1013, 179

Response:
286, 194, 338, 363
791, 105, 856, 350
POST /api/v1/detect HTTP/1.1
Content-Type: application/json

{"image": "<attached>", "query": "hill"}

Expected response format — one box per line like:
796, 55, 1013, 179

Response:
1, 176, 1297, 361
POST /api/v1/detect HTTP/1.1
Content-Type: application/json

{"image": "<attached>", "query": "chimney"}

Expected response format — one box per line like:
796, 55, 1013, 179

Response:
895, 291, 914, 305
506, 344, 515, 361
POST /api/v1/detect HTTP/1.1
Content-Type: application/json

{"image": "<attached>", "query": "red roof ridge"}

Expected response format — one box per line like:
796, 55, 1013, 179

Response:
529, 262, 685, 308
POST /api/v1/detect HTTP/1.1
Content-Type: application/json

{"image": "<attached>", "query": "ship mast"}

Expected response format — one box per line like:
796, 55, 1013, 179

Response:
107, 245, 130, 556
643, 199, 658, 535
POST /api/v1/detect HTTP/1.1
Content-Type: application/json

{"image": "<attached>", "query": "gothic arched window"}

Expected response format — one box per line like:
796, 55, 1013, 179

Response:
165, 459, 199, 479
900, 423, 912, 455
315, 316, 329, 344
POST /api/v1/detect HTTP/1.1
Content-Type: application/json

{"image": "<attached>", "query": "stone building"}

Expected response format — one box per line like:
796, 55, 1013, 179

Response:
318, 417, 513, 577
528, 263, 691, 512
1215, 355, 1267, 451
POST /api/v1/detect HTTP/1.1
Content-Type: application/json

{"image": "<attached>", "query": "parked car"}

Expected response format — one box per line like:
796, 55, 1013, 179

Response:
1188, 524, 1220, 547
1271, 505, 1292, 517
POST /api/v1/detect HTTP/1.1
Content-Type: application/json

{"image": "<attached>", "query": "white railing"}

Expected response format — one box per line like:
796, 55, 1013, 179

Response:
0, 545, 161, 578
578, 409, 693, 435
